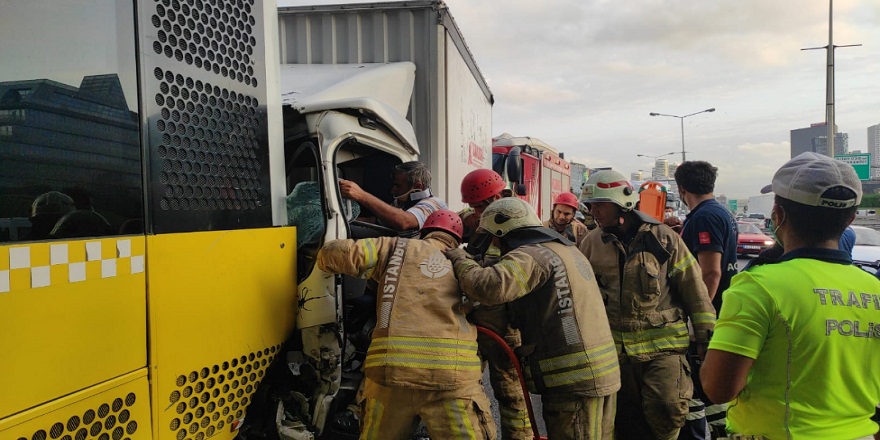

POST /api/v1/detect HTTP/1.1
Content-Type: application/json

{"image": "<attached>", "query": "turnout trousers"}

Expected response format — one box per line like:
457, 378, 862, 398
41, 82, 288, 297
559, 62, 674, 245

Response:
358, 377, 496, 440
543, 393, 616, 440
471, 303, 533, 440
615, 353, 692, 440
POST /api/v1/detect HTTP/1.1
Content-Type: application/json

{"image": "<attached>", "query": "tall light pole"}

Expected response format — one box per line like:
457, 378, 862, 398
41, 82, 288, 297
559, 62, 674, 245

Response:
802, 0, 860, 156
637, 152, 676, 179
649, 108, 716, 162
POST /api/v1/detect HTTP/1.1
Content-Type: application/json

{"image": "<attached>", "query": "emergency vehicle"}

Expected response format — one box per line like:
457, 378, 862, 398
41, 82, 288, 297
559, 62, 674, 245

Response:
492, 133, 572, 220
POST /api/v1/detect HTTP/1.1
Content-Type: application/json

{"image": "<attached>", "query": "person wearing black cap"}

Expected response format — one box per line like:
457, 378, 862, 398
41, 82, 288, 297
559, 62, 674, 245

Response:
701, 152, 880, 440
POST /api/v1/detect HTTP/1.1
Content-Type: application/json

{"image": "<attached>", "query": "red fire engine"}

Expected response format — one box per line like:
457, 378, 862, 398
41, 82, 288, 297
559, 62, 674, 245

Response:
492, 133, 571, 220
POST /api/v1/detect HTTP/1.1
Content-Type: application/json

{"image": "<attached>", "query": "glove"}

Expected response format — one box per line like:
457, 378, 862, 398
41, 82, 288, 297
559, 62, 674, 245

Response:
464, 231, 492, 257
445, 247, 471, 265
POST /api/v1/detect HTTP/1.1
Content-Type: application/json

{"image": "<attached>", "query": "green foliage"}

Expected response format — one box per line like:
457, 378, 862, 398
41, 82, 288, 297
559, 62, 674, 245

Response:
860, 193, 880, 208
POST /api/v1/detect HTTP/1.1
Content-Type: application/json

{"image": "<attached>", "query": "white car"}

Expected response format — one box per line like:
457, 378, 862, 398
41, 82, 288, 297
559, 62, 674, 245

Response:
850, 225, 880, 272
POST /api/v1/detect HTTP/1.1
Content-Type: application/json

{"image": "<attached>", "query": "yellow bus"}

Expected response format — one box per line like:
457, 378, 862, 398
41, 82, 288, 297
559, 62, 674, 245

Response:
0, 1, 305, 439
0, 1, 486, 439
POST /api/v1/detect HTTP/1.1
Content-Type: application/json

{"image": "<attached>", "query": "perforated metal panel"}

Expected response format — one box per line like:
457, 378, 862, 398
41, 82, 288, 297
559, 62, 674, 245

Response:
140, 0, 271, 233
163, 347, 279, 440
13, 393, 142, 440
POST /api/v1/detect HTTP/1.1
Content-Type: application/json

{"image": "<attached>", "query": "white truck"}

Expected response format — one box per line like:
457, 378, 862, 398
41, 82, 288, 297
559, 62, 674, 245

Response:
271, 2, 494, 439
277, 0, 494, 212
747, 193, 775, 228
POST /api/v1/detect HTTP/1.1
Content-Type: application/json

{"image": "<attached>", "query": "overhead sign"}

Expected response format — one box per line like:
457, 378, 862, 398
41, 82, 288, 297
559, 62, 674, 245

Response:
728, 199, 738, 212
834, 154, 870, 181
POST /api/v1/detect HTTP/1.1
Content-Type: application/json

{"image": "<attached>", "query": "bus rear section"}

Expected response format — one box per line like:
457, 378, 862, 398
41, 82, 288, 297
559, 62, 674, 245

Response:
0, 2, 297, 440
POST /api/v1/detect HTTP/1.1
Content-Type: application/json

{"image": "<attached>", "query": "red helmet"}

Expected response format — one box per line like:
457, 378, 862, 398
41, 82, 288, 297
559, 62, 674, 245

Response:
421, 209, 464, 242
553, 192, 580, 210
460, 169, 506, 203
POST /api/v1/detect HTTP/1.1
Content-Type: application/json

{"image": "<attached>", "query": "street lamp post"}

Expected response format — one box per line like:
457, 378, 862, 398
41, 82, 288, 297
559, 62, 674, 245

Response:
636, 152, 676, 180
649, 108, 716, 162
636, 152, 676, 160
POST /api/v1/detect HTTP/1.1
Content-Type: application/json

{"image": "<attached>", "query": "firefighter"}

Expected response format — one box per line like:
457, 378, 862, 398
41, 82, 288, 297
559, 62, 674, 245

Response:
316, 210, 495, 440
459, 169, 532, 440
544, 192, 589, 247
577, 170, 715, 440
446, 197, 620, 440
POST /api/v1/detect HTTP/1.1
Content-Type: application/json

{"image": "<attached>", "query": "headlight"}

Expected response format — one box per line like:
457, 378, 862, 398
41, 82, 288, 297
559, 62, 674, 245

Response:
764, 240, 774, 245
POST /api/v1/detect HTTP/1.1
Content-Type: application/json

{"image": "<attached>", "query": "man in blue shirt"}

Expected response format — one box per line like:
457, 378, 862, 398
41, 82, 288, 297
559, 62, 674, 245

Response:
674, 161, 739, 440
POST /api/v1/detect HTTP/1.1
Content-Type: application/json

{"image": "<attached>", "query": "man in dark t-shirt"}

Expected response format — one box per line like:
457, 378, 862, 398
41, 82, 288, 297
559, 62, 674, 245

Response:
675, 161, 738, 440
680, 202, 738, 312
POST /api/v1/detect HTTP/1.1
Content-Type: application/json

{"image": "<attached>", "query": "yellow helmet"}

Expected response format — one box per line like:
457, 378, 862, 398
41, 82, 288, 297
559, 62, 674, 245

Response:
582, 170, 638, 211
479, 197, 541, 237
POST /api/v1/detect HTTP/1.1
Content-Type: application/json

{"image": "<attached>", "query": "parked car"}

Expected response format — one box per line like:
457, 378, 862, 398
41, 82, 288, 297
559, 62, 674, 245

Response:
737, 221, 775, 256
850, 225, 880, 264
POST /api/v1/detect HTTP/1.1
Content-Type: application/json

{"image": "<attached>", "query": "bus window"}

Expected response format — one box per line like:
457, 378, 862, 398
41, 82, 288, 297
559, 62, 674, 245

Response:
0, 1, 142, 242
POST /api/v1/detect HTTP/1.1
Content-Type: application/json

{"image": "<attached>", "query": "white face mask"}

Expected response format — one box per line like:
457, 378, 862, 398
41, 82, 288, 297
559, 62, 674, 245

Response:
772, 209, 785, 246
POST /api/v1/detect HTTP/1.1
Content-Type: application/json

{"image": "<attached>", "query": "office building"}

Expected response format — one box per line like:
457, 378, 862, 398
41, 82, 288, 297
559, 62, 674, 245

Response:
869, 123, 880, 168
652, 158, 669, 180
812, 132, 849, 157
790, 122, 837, 158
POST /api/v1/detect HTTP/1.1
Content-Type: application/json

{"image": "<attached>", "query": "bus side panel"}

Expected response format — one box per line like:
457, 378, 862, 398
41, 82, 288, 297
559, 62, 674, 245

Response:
0, 370, 153, 440
146, 227, 296, 440
0, 237, 147, 418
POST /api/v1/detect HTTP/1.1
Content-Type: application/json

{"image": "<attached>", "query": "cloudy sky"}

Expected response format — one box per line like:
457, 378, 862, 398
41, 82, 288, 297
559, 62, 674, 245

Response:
280, 0, 880, 199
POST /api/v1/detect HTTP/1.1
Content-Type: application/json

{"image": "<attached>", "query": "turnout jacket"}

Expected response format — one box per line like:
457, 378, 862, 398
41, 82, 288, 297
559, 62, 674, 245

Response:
317, 232, 481, 390
448, 241, 620, 397
543, 219, 589, 248
578, 213, 716, 362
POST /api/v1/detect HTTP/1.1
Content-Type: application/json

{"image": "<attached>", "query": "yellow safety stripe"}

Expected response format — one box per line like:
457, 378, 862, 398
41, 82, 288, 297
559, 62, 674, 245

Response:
496, 259, 530, 298
542, 356, 620, 388
538, 342, 617, 372
669, 253, 697, 277
613, 323, 690, 355
615, 321, 688, 341
369, 336, 478, 351
445, 399, 477, 440
365, 354, 482, 370
361, 397, 385, 440
590, 397, 603, 439
499, 406, 533, 429
358, 239, 379, 278
691, 312, 716, 326
454, 258, 481, 278
625, 337, 689, 355
486, 245, 501, 258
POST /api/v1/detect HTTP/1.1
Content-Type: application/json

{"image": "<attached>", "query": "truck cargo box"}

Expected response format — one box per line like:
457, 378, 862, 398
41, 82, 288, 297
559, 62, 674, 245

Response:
277, 0, 494, 211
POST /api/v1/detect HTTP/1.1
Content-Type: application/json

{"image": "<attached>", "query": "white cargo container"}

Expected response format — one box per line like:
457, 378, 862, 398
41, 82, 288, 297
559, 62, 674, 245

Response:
277, 0, 494, 211
747, 193, 774, 217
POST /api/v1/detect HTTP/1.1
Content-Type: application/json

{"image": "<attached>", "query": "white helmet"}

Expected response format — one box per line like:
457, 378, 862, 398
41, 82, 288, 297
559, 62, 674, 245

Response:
479, 198, 542, 237
582, 170, 638, 211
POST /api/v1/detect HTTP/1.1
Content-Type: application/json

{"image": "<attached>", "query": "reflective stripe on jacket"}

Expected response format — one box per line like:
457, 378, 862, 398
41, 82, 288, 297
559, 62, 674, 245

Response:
578, 218, 715, 362
451, 241, 621, 397
318, 233, 481, 390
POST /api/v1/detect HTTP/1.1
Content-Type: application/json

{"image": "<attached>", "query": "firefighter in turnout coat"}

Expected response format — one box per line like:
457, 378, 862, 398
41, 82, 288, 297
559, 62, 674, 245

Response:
446, 197, 621, 440
458, 169, 532, 440
317, 210, 495, 440
578, 170, 716, 440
